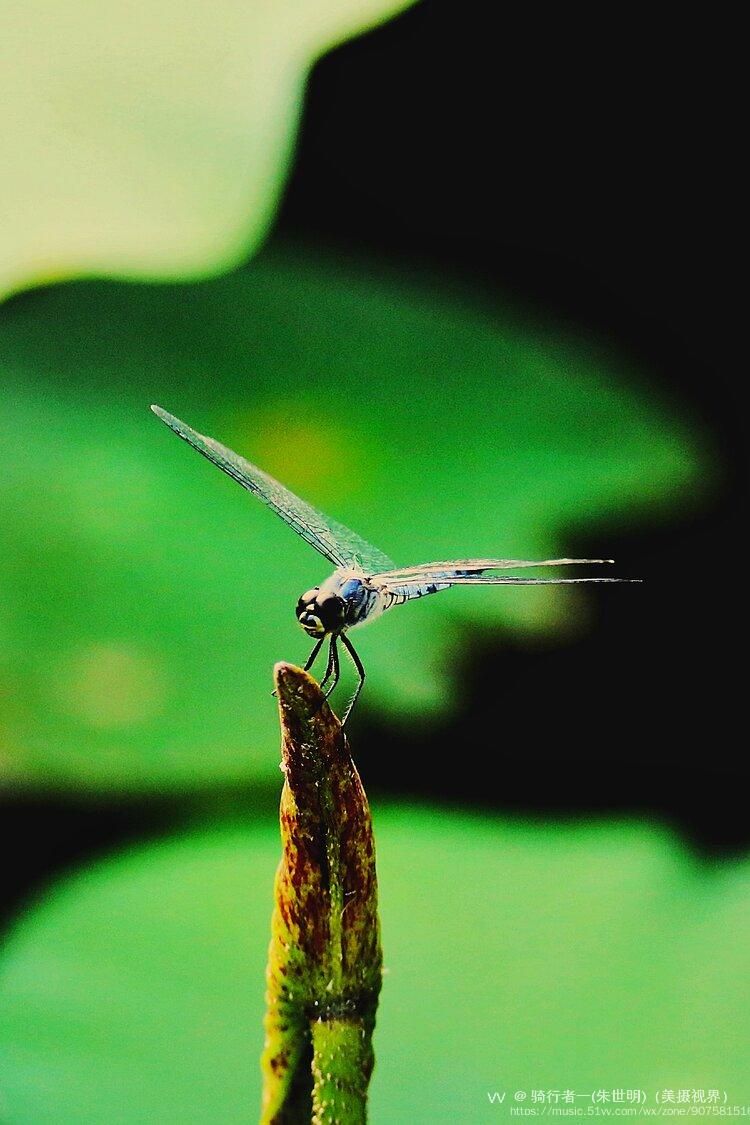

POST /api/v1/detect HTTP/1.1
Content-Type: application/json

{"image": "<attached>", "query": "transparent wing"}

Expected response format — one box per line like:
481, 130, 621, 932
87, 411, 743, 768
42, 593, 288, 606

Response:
369, 557, 613, 582
151, 406, 394, 572
380, 573, 637, 602
373, 558, 637, 602
390, 575, 635, 589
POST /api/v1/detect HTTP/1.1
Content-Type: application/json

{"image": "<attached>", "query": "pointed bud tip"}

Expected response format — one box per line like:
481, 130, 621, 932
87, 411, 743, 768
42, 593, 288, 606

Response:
273, 661, 313, 693
274, 663, 342, 755
274, 662, 328, 717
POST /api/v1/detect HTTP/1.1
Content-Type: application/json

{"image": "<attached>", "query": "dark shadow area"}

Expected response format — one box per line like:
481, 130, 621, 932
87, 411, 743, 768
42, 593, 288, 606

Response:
279, 2, 745, 431
355, 491, 747, 859
0, 796, 180, 932
0, 787, 280, 933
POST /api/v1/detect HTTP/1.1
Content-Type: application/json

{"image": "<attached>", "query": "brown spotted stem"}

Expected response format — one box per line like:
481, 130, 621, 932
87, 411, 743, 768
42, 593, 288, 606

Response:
260, 663, 382, 1124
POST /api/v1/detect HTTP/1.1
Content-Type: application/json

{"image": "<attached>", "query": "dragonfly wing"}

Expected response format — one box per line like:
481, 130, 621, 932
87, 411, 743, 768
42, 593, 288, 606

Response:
396, 574, 636, 586
151, 406, 394, 572
381, 573, 637, 602
369, 557, 613, 582
375, 558, 636, 602
368, 558, 616, 585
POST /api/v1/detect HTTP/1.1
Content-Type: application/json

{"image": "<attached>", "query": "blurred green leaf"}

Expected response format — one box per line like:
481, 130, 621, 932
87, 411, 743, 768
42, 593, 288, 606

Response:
0, 0, 412, 299
0, 243, 709, 791
0, 810, 747, 1122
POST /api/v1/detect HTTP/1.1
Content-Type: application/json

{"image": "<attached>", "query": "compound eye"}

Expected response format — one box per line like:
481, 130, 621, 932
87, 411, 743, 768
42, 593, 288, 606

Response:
296, 588, 319, 618
317, 595, 345, 630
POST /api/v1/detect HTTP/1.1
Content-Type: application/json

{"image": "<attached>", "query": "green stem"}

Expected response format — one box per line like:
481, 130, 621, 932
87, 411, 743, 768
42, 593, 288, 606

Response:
311, 1018, 375, 1125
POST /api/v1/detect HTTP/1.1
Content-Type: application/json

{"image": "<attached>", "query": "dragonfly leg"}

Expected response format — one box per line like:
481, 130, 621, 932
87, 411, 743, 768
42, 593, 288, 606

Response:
303, 636, 326, 673
339, 633, 365, 726
271, 636, 324, 696
319, 638, 336, 690
323, 635, 340, 700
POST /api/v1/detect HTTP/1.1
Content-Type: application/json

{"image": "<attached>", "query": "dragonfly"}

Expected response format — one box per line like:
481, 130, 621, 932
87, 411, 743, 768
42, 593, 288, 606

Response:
152, 405, 635, 724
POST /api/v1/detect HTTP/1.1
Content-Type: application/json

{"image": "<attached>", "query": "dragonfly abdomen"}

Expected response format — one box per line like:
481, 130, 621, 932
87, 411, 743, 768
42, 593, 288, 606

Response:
382, 581, 452, 606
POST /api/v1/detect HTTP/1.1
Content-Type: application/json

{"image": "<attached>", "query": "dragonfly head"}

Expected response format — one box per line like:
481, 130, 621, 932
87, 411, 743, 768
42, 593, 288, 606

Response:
296, 588, 345, 638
